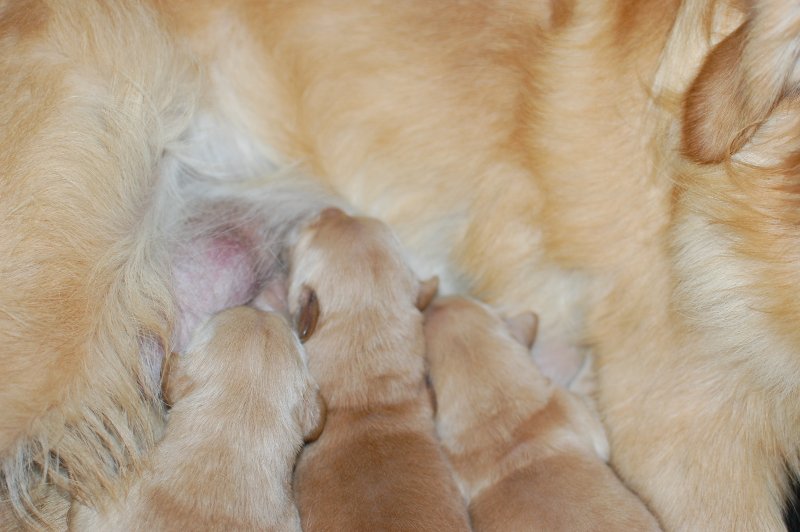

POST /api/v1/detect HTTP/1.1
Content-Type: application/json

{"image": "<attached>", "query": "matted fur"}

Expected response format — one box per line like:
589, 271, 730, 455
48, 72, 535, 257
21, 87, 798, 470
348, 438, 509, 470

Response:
4, 0, 800, 529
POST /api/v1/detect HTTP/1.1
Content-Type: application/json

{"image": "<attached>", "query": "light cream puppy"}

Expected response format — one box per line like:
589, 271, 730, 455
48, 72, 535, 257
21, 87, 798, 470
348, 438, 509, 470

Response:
289, 207, 470, 532
425, 296, 661, 532
69, 306, 324, 532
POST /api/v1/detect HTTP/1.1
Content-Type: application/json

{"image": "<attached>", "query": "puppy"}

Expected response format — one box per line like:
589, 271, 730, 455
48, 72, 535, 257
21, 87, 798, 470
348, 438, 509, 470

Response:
289, 208, 470, 531
69, 306, 324, 531
425, 296, 661, 531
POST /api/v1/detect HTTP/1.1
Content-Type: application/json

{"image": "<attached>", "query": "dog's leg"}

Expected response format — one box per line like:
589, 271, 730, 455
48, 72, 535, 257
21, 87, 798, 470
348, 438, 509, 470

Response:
602, 358, 793, 530
590, 246, 797, 530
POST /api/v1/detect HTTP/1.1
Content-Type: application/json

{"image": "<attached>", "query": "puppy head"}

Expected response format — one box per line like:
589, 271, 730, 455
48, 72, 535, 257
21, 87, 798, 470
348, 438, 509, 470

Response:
424, 296, 538, 369
169, 307, 285, 389
423, 296, 544, 437
424, 296, 538, 381
164, 307, 322, 430
291, 277, 437, 345
288, 208, 437, 328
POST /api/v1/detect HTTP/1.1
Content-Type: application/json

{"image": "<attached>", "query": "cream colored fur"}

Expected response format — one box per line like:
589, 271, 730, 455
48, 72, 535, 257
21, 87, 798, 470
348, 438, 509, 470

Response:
288, 209, 469, 530
68, 306, 323, 531
3, 0, 800, 530
425, 296, 660, 531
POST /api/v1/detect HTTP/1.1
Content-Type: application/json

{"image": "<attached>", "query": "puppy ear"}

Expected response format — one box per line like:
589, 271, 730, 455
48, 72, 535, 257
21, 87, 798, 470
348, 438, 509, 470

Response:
317, 206, 346, 223
682, 1, 800, 163
503, 311, 539, 350
295, 285, 319, 342
416, 276, 439, 311
297, 387, 327, 443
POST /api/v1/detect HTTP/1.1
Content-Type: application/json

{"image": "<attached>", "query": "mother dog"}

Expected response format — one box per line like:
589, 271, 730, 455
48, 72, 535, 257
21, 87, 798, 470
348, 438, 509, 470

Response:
2, 0, 799, 529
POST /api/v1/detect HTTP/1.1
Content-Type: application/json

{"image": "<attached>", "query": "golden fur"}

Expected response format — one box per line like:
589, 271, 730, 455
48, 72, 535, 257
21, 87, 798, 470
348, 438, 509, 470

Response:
3, 0, 800, 529
289, 208, 470, 531
68, 306, 324, 531
425, 296, 661, 531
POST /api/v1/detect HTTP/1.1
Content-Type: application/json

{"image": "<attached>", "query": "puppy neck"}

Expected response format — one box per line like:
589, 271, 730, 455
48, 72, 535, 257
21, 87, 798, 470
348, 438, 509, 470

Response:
304, 306, 427, 409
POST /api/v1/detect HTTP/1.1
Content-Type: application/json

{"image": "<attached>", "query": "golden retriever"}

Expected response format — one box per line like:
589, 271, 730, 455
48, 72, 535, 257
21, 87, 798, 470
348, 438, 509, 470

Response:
425, 295, 661, 531
2, 0, 800, 529
68, 306, 324, 531
288, 208, 469, 531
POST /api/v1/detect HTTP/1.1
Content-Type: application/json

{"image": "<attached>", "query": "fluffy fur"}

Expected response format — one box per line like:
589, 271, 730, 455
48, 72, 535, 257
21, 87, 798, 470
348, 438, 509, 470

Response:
425, 296, 661, 531
3, 0, 800, 529
289, 208, 470, 531
68, 306, 324, 531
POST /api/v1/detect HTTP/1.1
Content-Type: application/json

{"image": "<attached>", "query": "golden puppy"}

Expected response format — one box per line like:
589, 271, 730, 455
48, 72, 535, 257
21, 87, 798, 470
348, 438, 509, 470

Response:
425, 296, 660, 531
69, 306, 324, 531
289, 208, 470, 531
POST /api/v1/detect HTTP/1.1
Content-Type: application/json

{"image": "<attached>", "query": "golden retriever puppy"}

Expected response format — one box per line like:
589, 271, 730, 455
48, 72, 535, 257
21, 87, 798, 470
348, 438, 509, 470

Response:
425, 296, 661, 531
68, 306, 324, 531
288, 208, 470, 531
5, 0, 800, 529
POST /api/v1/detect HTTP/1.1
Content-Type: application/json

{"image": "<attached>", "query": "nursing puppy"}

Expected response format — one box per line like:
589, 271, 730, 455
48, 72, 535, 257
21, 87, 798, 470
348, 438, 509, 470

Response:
289, 208, 470, 531
425, 296, 660, 531
69, 306, 324, 531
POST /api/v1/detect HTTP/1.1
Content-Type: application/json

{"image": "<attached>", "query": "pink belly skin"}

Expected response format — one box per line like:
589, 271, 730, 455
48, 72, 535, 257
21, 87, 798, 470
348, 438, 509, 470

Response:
171, 233, 259, 352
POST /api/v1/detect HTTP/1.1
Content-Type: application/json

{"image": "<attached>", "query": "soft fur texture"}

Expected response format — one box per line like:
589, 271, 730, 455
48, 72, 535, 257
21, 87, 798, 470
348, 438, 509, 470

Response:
68, 306, 324, 531
289, 208, 470, 531
3, 0, 800, 530
425, 296, 661, 531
